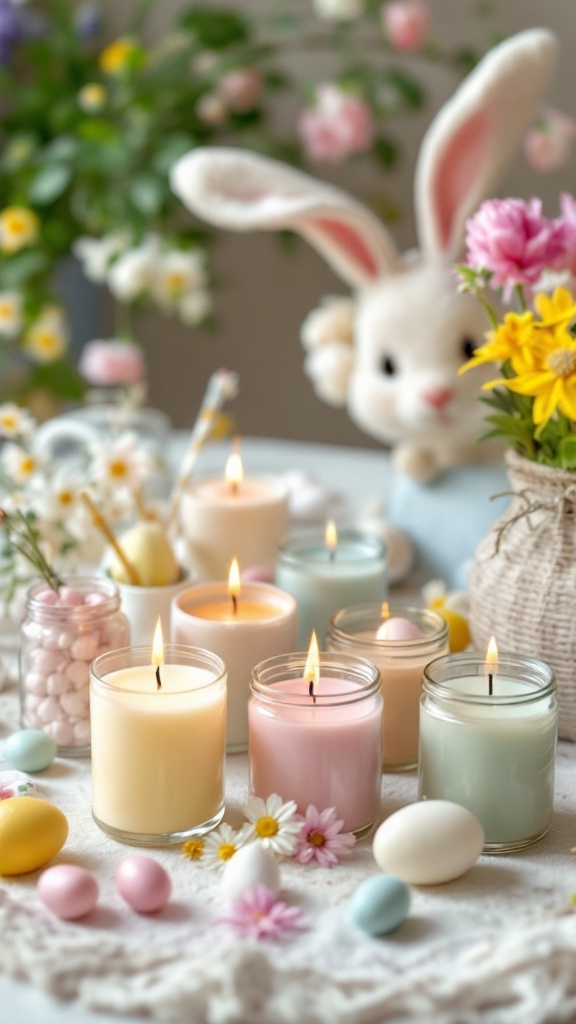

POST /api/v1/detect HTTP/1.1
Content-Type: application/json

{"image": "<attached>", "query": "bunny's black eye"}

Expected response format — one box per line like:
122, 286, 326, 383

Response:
380, 355, 396, 376
462, 337, 476, 361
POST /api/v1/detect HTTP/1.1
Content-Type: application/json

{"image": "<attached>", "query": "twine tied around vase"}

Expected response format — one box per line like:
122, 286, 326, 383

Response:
488, 484, 576, 556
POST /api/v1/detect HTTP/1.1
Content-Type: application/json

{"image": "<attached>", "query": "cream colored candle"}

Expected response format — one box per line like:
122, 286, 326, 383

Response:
180, 451, 289, 582
172, 566, 297, 752
90, 643, 227, 845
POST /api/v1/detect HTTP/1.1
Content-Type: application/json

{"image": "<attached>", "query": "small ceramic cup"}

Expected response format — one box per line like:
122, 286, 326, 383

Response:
114, 570, 192, 645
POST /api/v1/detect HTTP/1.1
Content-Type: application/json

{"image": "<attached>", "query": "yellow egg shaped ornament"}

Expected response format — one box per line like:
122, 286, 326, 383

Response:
0, 797, 68, 875
428, 599, 471, 653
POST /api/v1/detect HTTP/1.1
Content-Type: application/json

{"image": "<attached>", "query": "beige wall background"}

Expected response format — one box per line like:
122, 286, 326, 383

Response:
106, 1, 576, 448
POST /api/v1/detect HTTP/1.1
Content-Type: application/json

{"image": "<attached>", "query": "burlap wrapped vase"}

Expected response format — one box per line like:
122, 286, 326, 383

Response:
469, 447, 576, 740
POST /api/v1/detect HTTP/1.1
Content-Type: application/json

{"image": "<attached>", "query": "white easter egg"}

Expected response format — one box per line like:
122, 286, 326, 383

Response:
373, 800, 484, 885
221, 843, 281, 901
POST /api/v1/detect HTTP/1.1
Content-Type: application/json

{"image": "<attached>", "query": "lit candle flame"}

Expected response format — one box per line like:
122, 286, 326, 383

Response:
152, 617, 164, 667
381, 601, 389, 621
225, 450, 243, 493
304, 631, 320, 702
325, 520, 338, 559
228, 557, 240, 614
485, 635, 497, 696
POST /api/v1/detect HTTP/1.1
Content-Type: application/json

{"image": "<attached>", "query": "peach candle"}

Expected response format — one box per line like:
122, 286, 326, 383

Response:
90, 630, 226, 846
171, 562, 297, 751
180, 450, 289, 581
249, 637, 382, 836
327, 603, 449, 770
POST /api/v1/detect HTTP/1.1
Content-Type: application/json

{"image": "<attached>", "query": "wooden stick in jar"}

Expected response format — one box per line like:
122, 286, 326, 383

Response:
80, 491, 142, 587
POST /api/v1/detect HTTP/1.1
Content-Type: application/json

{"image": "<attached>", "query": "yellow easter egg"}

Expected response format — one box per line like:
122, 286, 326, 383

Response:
429, 600, 471, 653
109, 523, 180, 587
0, 797, 68, 875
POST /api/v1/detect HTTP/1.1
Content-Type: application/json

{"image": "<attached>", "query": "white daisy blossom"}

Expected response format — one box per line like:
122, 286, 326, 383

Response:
179, 289, 212, 325
0, 402, 35, 439
300, 295, 356, 351
150, 249, 208, 310
34, 469, 84, 523
242, 793, 301, 858
90, 431, 154, 496
73, 233, 128, 283
24, 306, 69, 364
0, 292, 23, 338
313, 0, 364, 20
202, 822, 252, 870
2, 443, 41, 485
106, 235, 161, 301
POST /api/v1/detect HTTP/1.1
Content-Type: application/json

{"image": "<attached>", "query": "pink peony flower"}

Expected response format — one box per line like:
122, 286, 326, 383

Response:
219, 67, 262, 114
524, 107, 576, 174
78, 339, 146, 387
298, 84, 374, 163
465, 198, 571, 298
293, 805, 356, 866
382, 0, 430, 52
221, 885, 303, 941
559, 193, 576, 278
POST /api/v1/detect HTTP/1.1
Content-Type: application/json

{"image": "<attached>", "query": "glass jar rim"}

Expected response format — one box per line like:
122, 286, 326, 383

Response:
423, 651, 556, 705
277, 528, 386, 566
328, 603, 449, 652
91, 644, 227, 695
251, 650, 381, 707
26, 575, 122, 621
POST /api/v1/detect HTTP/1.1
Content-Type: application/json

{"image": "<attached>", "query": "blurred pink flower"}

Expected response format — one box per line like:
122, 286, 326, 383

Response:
79, 339, 146, 387
219, 67, 262, 114
559, 193, 576, 277
298, 84, 373, 163
382, 0, 430, 52
221, 885, 303, 941
524, 108, 576, 173
293, 805, 356, 867
465, 198, 571, 297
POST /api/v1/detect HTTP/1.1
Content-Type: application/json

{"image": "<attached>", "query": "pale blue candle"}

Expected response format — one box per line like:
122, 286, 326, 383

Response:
275, 529, 387, 647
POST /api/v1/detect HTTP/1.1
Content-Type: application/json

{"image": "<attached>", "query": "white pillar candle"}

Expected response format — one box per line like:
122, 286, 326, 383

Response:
90, 643, 227, 845
327, 603, 449, 770
171, 574, 297, 752
180, 452, 289, 582
418, 650, 558, 852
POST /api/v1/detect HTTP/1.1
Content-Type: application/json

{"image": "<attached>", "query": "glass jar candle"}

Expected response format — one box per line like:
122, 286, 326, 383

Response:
90, 645, 227, 846
419, 652, 558, 852
275, 530, 387, 648
249, 652, 382, 837
20, 576, 129, 756
327, 603, 449, 771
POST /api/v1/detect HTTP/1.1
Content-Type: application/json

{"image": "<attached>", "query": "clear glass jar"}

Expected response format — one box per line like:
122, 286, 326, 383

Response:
20, 576, 129, 757
419, 652, 558, 853
327, 603, 449, 771
249, 651, 382, 838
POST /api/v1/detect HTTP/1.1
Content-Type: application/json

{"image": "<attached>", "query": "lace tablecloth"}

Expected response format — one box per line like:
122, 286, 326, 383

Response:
1, 676, 576, 1024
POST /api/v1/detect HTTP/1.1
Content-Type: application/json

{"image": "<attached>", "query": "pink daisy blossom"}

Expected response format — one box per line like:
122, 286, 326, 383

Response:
298, 84, 373, 164
465, 197, 571, 299
221, 885, 303, 941
382, 1, 430, 53
293, 805, 356, 867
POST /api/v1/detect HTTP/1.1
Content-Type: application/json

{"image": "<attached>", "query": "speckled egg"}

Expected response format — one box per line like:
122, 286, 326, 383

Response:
115, 856, 171, 913
349, 875, 411, 936
222, 843, 281, 901
0, 769, 38, 800
38, 864, 99, 919
0, 797, 68, 875
3, 729, 57, 772
373, 801, 484, 885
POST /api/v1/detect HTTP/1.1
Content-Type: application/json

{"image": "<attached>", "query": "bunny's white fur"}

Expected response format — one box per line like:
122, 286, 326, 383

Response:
171, 29, 557, 480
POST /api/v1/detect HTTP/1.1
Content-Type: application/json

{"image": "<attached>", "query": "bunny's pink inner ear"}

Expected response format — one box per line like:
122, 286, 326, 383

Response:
432, 110, 491, 252
308, 217, 382, 280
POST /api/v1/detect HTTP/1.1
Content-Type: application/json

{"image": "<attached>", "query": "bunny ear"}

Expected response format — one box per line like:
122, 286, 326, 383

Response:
170, 147, 398, 289
415, 28, 559, 259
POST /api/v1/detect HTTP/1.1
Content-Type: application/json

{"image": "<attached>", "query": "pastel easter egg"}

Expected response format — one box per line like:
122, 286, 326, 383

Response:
0, 770, 38, 800
240, 565, 275, 585
376, 617, 423, 641
372, 801, 484, 885
58, 587, 85, 607
221, 843, 281, 901
38, 865, 99, 920
0, 797, 68, 875
349, 875, 411, 936
4, 729, 57, 772
115, 856, 171, 913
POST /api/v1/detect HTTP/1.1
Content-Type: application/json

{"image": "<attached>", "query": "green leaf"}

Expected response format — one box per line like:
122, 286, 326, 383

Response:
178, 9, 248, 49
151, 134, 197, 176
42, 136, 79, 163
559, 436, 576, 470
129, 174, 165, 215
0, 250, 49, 288
28, 164, 72, 205
373, 136, 397, 169
25, 360, 86, 402
382, 70, 424, 109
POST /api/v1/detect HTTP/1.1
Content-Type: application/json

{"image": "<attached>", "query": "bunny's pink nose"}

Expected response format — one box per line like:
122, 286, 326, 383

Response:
422, 387, 453, 410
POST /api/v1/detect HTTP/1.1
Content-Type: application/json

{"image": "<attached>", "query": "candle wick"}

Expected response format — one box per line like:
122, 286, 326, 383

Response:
156, 665, 162, 690
308, 680, 316, 704
232, 594, 238, 616
328, 548, 336, 563
230, 481, 238, 496
488, 672, 493, 696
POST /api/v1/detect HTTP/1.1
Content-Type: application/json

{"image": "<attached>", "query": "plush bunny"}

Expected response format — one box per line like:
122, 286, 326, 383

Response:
171, 29, 557, 482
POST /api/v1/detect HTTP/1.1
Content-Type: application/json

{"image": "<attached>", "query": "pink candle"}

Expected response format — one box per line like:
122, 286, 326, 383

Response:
248, 643, 382, 836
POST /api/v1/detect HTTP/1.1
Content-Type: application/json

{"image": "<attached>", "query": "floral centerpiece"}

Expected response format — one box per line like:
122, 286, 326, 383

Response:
458, 194, 576, 739
0, 0, 504, 410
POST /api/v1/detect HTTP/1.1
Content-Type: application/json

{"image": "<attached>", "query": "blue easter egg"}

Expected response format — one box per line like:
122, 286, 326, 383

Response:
4, 730, 57, 773
349, 875, 411, 936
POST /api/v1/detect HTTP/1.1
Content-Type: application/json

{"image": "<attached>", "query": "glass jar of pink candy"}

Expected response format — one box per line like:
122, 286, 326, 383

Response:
19, 577, 129, 756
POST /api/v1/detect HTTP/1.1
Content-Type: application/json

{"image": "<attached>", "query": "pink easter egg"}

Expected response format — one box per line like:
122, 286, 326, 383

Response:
37, 697, 66, 724
84, 592, 106, 606
31, 648, 63, 675
115, 856, 171, 913
376, 616, 424, 641
70, 634, 99, 661
65, 660, 88, 687
35, 589, 59, 606
240, 565, 275, 584
50, 720, 75, 748
38, 865, 99, 920
46, 673, 71, 697
58, 587, 85, 607
24, 671, 48, 696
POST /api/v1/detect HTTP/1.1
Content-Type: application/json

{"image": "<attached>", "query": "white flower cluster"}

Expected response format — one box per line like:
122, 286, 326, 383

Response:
0, 295, 69, 364
300, 295, 357, 407
0, 403, 156, 616
73, 233, 212, 326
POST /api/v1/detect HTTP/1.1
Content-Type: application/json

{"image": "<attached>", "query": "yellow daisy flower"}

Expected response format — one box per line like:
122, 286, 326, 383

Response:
0, 207, 39, 254
99, 37, 137, 75
533, 287, 576, 331
500, 328, 576, 427
458, 311, 535, 374
24, 308, 69, 364
78, 83, 107, 112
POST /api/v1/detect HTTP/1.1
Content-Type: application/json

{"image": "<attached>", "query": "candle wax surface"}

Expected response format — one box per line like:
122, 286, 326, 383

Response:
193, 477, 284, 506
189, 600, 283, 623
103, 665, 216, 694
